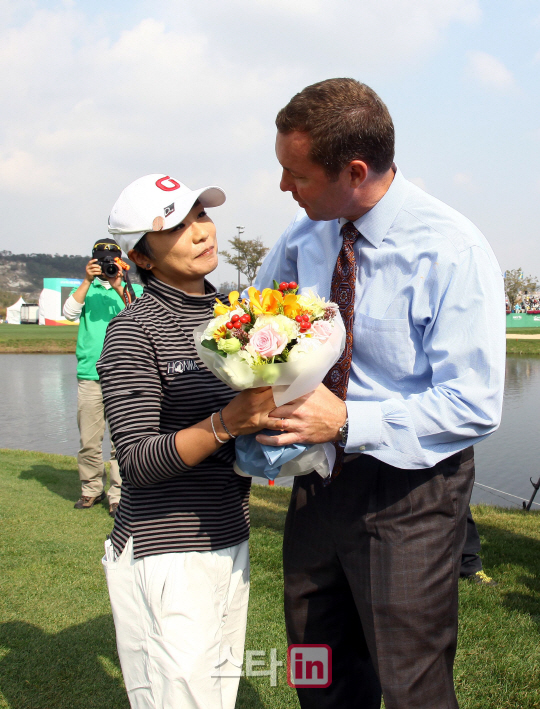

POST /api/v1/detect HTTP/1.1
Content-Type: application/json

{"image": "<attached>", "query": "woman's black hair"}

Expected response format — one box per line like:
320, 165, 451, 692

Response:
132, 200, 203, 285
132, 234, 154, 285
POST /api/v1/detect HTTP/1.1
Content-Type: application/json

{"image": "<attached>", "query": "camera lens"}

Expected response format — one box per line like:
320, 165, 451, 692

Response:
103, 262, 119, 277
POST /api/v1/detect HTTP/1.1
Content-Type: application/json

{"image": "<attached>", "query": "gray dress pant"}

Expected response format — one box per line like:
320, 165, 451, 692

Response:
283, 446, 474, 709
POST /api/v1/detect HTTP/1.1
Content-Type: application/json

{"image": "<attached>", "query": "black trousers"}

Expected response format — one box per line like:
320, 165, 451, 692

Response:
283, 447, 475, 709
460, 507, 483, 576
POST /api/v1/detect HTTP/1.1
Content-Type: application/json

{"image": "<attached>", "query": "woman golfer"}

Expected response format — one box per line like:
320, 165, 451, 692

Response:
98, 174, 274, 708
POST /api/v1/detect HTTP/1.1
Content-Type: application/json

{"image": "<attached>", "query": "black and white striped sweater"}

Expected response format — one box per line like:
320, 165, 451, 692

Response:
97, 275, 250, 558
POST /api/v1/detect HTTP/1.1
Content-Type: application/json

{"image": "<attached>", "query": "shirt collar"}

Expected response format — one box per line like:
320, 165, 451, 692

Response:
145, 273, 217, 309
338, 165, 409, 248
94, 277, 112, 290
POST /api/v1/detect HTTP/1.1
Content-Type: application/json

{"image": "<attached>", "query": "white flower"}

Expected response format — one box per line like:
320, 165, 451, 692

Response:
202, 313, 229, 341
240, 346, 257, 366
221, 353, 256, 388
250, 314, 299, 341
287, 337, 323, 362
297, 290, 328, 319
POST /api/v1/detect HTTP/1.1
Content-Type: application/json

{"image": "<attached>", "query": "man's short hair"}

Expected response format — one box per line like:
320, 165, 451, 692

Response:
275, 78, 395, 179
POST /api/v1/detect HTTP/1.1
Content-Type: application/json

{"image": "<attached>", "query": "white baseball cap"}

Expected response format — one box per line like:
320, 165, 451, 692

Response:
108, 173, 226, 253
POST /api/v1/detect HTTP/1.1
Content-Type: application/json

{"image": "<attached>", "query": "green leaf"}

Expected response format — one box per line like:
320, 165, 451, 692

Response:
201, 338, 227, 358
273, 279, 280, 290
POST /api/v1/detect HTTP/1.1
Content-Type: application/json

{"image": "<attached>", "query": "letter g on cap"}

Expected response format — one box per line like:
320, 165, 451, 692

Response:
156, 176, 181, 191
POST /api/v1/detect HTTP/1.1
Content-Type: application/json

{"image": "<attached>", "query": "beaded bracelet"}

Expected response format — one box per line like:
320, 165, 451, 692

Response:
211, 412, 228, 444
219, 408, 236, 439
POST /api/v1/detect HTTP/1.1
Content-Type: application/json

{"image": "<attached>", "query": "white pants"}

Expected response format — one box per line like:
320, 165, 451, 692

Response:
102, 537, 250, 709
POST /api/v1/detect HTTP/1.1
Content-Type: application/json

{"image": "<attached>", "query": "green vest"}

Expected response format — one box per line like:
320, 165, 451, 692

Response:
74, 279, 143, 380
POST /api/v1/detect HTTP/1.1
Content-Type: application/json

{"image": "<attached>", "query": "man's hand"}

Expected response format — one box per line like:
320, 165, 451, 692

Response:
256, 383, 347, 447
84, 259, 102, 284
102, 270, 125, 298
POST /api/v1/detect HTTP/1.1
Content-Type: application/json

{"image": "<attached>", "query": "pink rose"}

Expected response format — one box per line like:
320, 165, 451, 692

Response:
310, 320, 333, 343
249, 325, 288, 358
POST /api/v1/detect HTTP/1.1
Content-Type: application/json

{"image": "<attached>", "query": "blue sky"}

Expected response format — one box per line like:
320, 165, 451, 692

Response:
0, 0, 538, 286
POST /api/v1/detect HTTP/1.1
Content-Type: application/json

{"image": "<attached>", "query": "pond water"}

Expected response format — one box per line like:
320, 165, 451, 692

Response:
0, 355, 111, 461
0, 354, 539, 508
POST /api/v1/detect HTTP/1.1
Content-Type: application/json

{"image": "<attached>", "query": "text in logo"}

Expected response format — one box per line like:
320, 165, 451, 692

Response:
167, 359, 200, 375
287, 645, 332, 688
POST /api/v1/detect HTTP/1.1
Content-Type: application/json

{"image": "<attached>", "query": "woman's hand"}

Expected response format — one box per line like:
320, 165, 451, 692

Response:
221, 387, 276, 437
174, 387, 275, 467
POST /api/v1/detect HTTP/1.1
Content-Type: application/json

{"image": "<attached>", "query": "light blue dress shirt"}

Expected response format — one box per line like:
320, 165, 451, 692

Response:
255, 167, 506, 469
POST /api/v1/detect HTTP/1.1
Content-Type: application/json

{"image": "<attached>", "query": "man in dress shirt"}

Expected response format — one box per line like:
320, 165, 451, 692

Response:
256, 78, 505, 708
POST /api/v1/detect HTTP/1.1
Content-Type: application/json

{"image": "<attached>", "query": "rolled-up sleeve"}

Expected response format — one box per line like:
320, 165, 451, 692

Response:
97, 315, 192, 487
63, 294, 83, 321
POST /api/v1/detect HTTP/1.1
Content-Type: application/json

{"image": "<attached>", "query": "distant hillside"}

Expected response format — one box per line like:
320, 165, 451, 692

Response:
0, 251, 90, 298
0, 251, 140, 314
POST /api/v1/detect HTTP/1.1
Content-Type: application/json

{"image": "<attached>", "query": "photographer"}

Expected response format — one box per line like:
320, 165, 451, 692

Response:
64, 238, 143, 517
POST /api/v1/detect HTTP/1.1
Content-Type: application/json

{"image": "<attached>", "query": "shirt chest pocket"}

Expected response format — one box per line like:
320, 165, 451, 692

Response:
353, 312, 414, 381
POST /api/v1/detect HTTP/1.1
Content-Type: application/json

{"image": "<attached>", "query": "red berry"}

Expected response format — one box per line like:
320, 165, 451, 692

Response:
279, 282, 288, 291
233, 321, 242, 329
302, 314, 310, 321
288, 281, 298, 290
231, 313, 240, 322
295, 315, 303, 322
225, 321, 234, 329
303, 322, 311, 330
240, 314, 250, 323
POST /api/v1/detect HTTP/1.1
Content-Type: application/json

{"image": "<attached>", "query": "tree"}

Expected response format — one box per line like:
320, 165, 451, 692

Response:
504, 268, 538, 308
221, 236, 269, 287
219, 281, 247, 295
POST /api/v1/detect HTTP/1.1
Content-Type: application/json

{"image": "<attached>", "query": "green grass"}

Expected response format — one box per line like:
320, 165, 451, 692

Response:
0, 325, 537, 356
0, 324, 78, 353
0, 324, 537, 356
505, 340, 540, 356
505, 329, 540, 356
1, 449, 539, 708
506, 328, 540, 335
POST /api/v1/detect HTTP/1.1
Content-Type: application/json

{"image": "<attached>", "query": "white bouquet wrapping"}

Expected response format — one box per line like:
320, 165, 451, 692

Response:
193, 284, 346, 480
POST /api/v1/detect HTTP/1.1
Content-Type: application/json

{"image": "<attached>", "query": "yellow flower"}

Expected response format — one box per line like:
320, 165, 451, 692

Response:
283, 293, 302, 319
214, 290, 241, 316
248, 287, 283, 315
213, 325, 227, 341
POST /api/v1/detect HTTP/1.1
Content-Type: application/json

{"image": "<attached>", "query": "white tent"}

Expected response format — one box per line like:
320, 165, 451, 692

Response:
6, 297, 25, 325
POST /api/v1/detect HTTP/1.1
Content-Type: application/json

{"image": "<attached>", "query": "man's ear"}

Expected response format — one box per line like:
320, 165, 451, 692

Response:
348, 160, 368, 188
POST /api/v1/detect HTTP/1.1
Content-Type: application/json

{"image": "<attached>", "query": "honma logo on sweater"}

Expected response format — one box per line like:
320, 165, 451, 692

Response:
167, 359, 200, 375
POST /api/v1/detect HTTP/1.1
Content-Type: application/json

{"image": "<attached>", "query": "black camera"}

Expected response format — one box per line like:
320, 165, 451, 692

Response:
98, 256, 120, 278
92, 239, 122, 278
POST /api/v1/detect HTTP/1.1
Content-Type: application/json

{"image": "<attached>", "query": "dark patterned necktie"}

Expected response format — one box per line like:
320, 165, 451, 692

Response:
323, 221, 360, 479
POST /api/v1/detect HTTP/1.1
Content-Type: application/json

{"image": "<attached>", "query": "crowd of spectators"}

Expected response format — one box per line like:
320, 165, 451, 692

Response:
508, 292, 540, 313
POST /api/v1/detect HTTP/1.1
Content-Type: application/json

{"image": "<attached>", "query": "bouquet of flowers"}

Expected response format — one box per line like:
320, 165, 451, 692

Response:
193, 282, 346, 480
